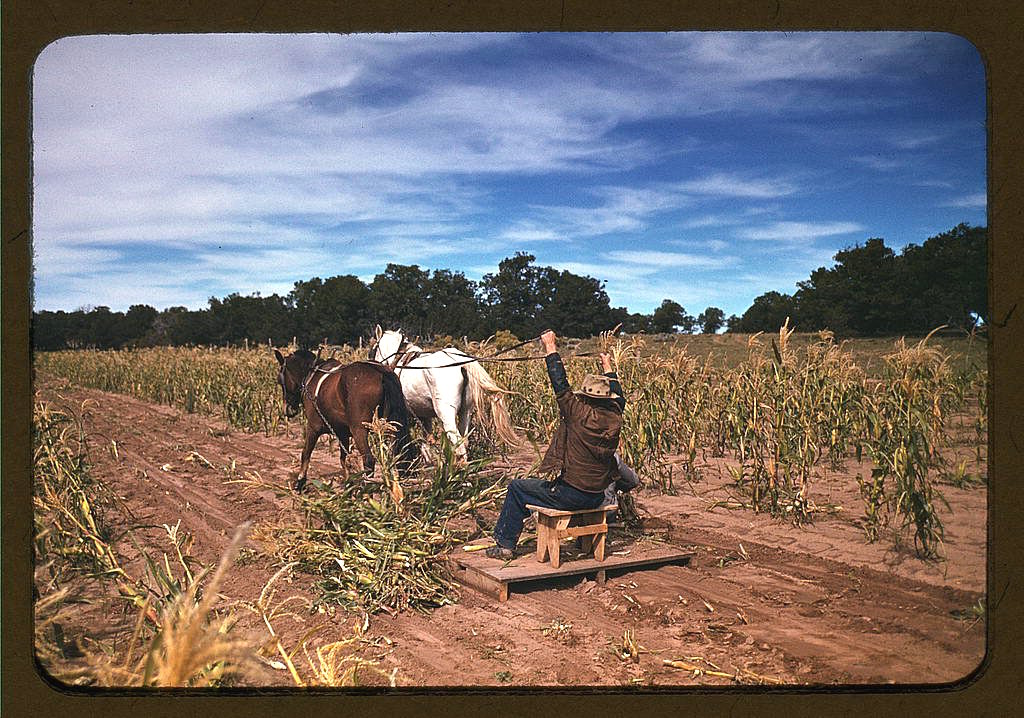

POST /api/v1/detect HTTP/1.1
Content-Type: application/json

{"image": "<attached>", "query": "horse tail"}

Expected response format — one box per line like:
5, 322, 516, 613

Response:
378, 368, 415, 467
461, 359, 519, 446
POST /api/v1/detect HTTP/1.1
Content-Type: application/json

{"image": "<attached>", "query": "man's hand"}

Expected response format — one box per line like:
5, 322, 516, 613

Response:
539, 329, 558, 355
600, 352, 613, 373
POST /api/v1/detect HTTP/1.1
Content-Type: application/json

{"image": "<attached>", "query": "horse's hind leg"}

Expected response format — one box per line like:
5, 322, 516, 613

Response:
335, 426, 353, 480
457, 401, 474, 445
349, 424, 376, 476
435, 400, 467, 462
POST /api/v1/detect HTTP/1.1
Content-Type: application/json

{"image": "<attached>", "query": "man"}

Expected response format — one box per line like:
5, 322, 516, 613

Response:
487, 329, 627, 559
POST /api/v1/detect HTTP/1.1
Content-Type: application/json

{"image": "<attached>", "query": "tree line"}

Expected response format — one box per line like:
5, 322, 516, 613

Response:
31, 252, 727, 351
726, 223, 986, 336
31, 223, 985, 350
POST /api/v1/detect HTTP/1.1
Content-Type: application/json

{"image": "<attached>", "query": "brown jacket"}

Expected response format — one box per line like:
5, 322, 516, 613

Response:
537, 354, 624, 493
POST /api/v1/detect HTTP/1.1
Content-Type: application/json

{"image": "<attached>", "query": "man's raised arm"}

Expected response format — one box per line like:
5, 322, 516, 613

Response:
600, 352, 626, 412
539, 329, 571, 396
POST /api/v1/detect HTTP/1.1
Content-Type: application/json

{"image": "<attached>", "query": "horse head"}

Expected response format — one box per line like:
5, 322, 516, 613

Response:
274, 348, 317, 418
370, 326, 411, 368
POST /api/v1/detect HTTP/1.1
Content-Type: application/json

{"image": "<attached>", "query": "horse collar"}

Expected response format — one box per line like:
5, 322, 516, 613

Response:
303, 363, 341, 399
397, 349, 421, 369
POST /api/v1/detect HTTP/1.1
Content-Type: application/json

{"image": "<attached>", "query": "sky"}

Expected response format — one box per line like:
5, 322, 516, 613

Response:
32, 32, 986, 319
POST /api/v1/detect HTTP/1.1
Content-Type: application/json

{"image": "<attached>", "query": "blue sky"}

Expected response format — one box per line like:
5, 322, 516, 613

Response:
32, 32, 986, 318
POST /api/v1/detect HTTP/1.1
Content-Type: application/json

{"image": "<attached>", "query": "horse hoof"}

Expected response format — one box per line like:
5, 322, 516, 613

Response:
293, 477, 307, 492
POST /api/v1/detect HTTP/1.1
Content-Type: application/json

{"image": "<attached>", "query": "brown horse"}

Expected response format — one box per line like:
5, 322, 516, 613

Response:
274, 349, 415, 491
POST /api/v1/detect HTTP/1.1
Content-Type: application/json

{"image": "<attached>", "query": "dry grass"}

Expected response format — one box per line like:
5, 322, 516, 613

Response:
35, 524, 255, 688
33, 397, 259, 687
244, 419, 508, 614
251, 562, 398, 687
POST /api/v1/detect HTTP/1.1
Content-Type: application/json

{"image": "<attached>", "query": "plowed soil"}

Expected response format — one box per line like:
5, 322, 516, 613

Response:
34, 376, 987, 688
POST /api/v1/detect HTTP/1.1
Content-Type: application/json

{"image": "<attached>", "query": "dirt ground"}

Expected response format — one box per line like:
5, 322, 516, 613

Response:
34, 376, 987, 688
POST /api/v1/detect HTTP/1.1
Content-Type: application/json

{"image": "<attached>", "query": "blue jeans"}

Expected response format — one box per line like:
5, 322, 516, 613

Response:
493, 477, 606, 550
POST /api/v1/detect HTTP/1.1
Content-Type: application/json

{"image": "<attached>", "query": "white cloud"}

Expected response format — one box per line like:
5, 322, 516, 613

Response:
674, 173, 797, 199
679, 214, 746, 229
548, 261, 649, 281
498, 225, 565, 242
494, 175, 797, 246
35, 271, 220, 311
681, 33, 926, 84
887, 132, 945, 150
495, 184, 697, 243
941, 193, 986, 208
32, 245, 122, 277
850, 155, 904, 171
737, 221, 864, 241
604, 249, 735, 269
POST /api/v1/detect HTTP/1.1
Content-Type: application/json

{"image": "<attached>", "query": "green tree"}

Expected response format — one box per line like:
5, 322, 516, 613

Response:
291, 275, 371, 346
697, 306, 725, 334
732, 291, 796, 333
31, 310, 71, 350
367, 264, 431, 337
616, 309, 651, 334
79, 306, 122, 348
479, 253, 558, 337
650, 299, 694, 334
424, 269, 484, 338
123, 304, 158, 346
206, 293, 292, 346
537, 271, 617, 338
794, 238, 899, 335
152, 306, 190, 345
897, 223, 987, 332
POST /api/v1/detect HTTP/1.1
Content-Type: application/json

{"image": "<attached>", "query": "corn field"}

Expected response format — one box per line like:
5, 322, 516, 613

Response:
36, 328, 987, 563
32, 399, 394, 686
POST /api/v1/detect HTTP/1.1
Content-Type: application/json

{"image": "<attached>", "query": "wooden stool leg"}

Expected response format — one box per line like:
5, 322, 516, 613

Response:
594, 513, 609, 561
535, 515, 549, 563
593, 529, 607, 561
550, 517, 570, 568
579, 534, 594, 555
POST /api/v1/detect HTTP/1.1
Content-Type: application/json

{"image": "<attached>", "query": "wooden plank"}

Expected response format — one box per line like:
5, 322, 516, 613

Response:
453, 544, 692, 584
559, 524, 608, 538
453, 563, 507, 602
526, 504, 616, 518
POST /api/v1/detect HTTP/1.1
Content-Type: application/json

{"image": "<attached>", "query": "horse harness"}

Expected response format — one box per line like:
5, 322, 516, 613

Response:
301, 362, 347, 439
371, 332, 603, 371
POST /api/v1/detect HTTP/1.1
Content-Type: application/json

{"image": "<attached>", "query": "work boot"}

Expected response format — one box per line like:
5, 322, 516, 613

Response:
485, 545, 515, 560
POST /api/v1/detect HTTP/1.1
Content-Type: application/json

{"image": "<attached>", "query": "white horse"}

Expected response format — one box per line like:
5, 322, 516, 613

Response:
370, 326, 518, 460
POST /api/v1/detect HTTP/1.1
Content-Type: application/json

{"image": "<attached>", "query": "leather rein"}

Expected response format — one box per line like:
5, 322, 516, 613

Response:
369, 333, 601, 371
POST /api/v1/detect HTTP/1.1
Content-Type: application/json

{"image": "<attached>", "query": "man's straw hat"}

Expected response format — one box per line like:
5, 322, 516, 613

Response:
574, 374, 621, 400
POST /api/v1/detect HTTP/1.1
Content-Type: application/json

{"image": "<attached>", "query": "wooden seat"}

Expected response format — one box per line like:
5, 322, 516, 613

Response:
525, 504, 617, 568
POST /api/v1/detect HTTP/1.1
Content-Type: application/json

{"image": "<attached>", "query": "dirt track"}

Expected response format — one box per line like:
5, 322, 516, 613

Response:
36, 377, 986, 687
